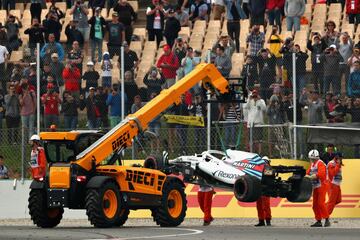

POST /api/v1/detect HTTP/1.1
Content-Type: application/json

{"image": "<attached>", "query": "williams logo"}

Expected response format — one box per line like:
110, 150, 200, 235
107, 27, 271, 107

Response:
212, 170, 241, 180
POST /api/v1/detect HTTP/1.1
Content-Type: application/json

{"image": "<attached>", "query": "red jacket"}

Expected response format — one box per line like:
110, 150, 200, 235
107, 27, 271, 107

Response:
156, 52, 179, 79
266, 0, 285, 10
62, 67, 81, 92
347, 0, 360, 14
41, 93, 61, 115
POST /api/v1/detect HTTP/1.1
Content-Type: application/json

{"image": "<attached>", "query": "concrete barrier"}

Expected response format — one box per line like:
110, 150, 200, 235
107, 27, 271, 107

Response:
1, 159, 359, 219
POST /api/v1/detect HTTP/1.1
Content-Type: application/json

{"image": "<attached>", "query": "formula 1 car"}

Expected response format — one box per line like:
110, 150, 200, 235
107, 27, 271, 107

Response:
154, 150, 312, 202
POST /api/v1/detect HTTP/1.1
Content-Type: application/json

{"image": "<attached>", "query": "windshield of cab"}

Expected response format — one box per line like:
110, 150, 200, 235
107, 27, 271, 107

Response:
44, 141, 76, 163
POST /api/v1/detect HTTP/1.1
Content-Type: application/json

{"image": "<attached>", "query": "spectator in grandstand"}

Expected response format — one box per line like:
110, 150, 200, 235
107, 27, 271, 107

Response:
189, 0, 209, 23
50, 53, 65, 95
246, 25, 265, 57
214, 45, 232, 78
101, 52, 113, 90
0, 41, 8, 91
347, 60, 360, 97
181, 47, 201, 91
118, 41, 139, 74
248, 0, 266, 26
348, 47, 360, 74
124, 71, 139, 112
284, 0, 305, 32
144, 66, 166, 97
40, 34, 64, 63
256, 48, 276, 100
80, 87, 101, 129
30, 0, 42, 22
82, 61, 100, 95
299, 89, 324, 124
106, 84, 128, 128
321, 143, 336, 165
346, 97, 360, 157
88, 7, 107, 63
61, 91, 79, 130
324, 92, 336, 122
241, 56, 258, 89
4, 84, 20, 144
19, 82, 36, 139
339, 32, 353, 88
95, 86, 109, 128
267, 95, 285, 156
65, 20, 84, 50
45, 75, 60, 94
346, 0, 360, 24
63, 62, 81, 99
47, 0, 65, 20
70, 0, 90, 49
224, 0, 247, 53
42, 11, 62, 43
5, 14, 22, 53
131, 95, 145, 113
212, 34, 236, 58
157, 44, 180, 88
114, 0, 138, 44
164, 9, 181, 47
2, 0, 15, 11
0, 24, 8, 47
324, 94, 346, 123
107, 12, 125, 58
24, 18, 45, 56
266, 0, 284, 33
307, 33, 326, 94
162, 0, 174, 14
267, 25, 283, 81
188, 93, 207, 151
322, 21, 340, 48
67, 41, 84, 73
0, 155, 9, 179
292, 44, 308, 96
41, 83, 61, 129
173, 37, 188, 62
219, 102, 241, 148
146, 0, 165, 48
173, 94, 190, 154
0, 89, 3, 132
320, 44, 343, 95
175, 5, 190, 26
212, 0, 226, 21
244, 89, 266, 153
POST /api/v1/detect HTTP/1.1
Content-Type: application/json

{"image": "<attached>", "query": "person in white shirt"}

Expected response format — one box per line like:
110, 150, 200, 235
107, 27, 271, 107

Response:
0, 44, 9, 91
244, 89, 266, 153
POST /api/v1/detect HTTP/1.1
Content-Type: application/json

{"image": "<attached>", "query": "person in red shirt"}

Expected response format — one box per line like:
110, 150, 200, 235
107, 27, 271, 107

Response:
346, 0, 360, 24
41, 83, 61, 129
62, 62, 81, 99
327, 152, 343, 216
266, 0, 285, 33
307, 149, 330, 227
156, 44, 179, 89
29, 134, 47, 181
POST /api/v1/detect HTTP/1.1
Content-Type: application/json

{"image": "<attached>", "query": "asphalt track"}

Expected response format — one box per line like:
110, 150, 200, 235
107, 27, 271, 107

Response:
1, 219, 360, 240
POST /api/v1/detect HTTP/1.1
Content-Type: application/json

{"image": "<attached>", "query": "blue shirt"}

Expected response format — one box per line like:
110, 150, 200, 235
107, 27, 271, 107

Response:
106, 92, 128, 116
224, 0, 247, 20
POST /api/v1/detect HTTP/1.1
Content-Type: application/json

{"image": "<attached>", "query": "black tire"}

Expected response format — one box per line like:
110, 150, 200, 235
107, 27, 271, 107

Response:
85, 181, 122, 228
234, 175, 262, 202
286, 177, 313, 202
144, 155, 164, 170
152, 177, 187, 227
28, 189, 63, 228
114, 207, 130, 227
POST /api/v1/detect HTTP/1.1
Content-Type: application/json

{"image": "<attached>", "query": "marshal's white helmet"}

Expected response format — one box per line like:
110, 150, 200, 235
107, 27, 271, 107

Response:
262, 156, 271, 164
308, 149, 319, 160
30, 135, 40, 141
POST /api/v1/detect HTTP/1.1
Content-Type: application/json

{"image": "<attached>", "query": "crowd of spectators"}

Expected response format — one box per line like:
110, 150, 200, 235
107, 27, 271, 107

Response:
0, 0, 359, 161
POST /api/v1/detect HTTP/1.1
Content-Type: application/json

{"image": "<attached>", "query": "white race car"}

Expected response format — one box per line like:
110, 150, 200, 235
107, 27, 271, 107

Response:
145, 149, 312, 202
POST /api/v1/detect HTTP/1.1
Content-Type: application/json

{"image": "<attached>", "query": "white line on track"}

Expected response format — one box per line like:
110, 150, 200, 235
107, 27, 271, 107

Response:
88, 228, 204, 240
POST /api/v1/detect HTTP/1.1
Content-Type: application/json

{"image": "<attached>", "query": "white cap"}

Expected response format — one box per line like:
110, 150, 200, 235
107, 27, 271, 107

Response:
30, 134, 40, 141
329, 44, 337, 49
87, 61, 94, 66
262, 156, 271, 164
308, 149, 319, 159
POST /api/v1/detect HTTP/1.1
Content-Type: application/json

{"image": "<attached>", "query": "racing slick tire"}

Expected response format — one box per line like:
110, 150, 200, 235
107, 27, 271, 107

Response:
85, 181, 122, 228
152, 177, 187, 227
286, 177, 313, 202
28, 189, 64, 228
234, 175, 262, 202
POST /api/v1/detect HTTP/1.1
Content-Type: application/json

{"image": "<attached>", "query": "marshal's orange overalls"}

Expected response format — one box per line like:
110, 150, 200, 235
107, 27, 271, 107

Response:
30, 147, 47, 180
256, 196, 271, 221
307, 159, 329, 221
327, 159, 342, 215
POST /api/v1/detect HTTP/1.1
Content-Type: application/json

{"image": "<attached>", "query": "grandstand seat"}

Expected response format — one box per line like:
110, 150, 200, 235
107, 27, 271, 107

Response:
133, 28, 146, 42
143, 41, 157, 51
9, 51, 23, 62
128, 1, 139, 13
15, 3, 24, 14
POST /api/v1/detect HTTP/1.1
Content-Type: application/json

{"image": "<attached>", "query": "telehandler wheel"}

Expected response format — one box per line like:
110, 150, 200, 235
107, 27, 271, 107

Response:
114, 205, 130, 227
152, 177, 187, 227
85, 181, 122, 228
28, 189, 64, 228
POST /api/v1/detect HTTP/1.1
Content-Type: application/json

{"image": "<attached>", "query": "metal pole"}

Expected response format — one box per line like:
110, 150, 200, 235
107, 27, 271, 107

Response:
249, 123, 253, 153
36, 43, 40, 134
121, 46, 125, 121
21, 126, 25, 181
207, 50, 211, 150
292, 52, 297, 159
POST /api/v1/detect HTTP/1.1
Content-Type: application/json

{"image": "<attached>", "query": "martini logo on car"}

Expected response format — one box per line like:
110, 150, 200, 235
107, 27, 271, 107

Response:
212, 170, 241, 179
233, 161, 256, 169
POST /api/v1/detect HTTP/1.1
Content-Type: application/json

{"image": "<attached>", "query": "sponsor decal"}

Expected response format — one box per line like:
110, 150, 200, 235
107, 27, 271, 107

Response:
112, 131, 130, 153
125, 170, 155, 187
212, 170, 241, 180
163, 114, 205, 127
233, 161, 256, 169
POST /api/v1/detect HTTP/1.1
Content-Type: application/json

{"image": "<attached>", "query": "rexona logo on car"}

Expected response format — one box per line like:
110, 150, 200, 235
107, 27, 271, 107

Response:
212, 170, 241, 179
